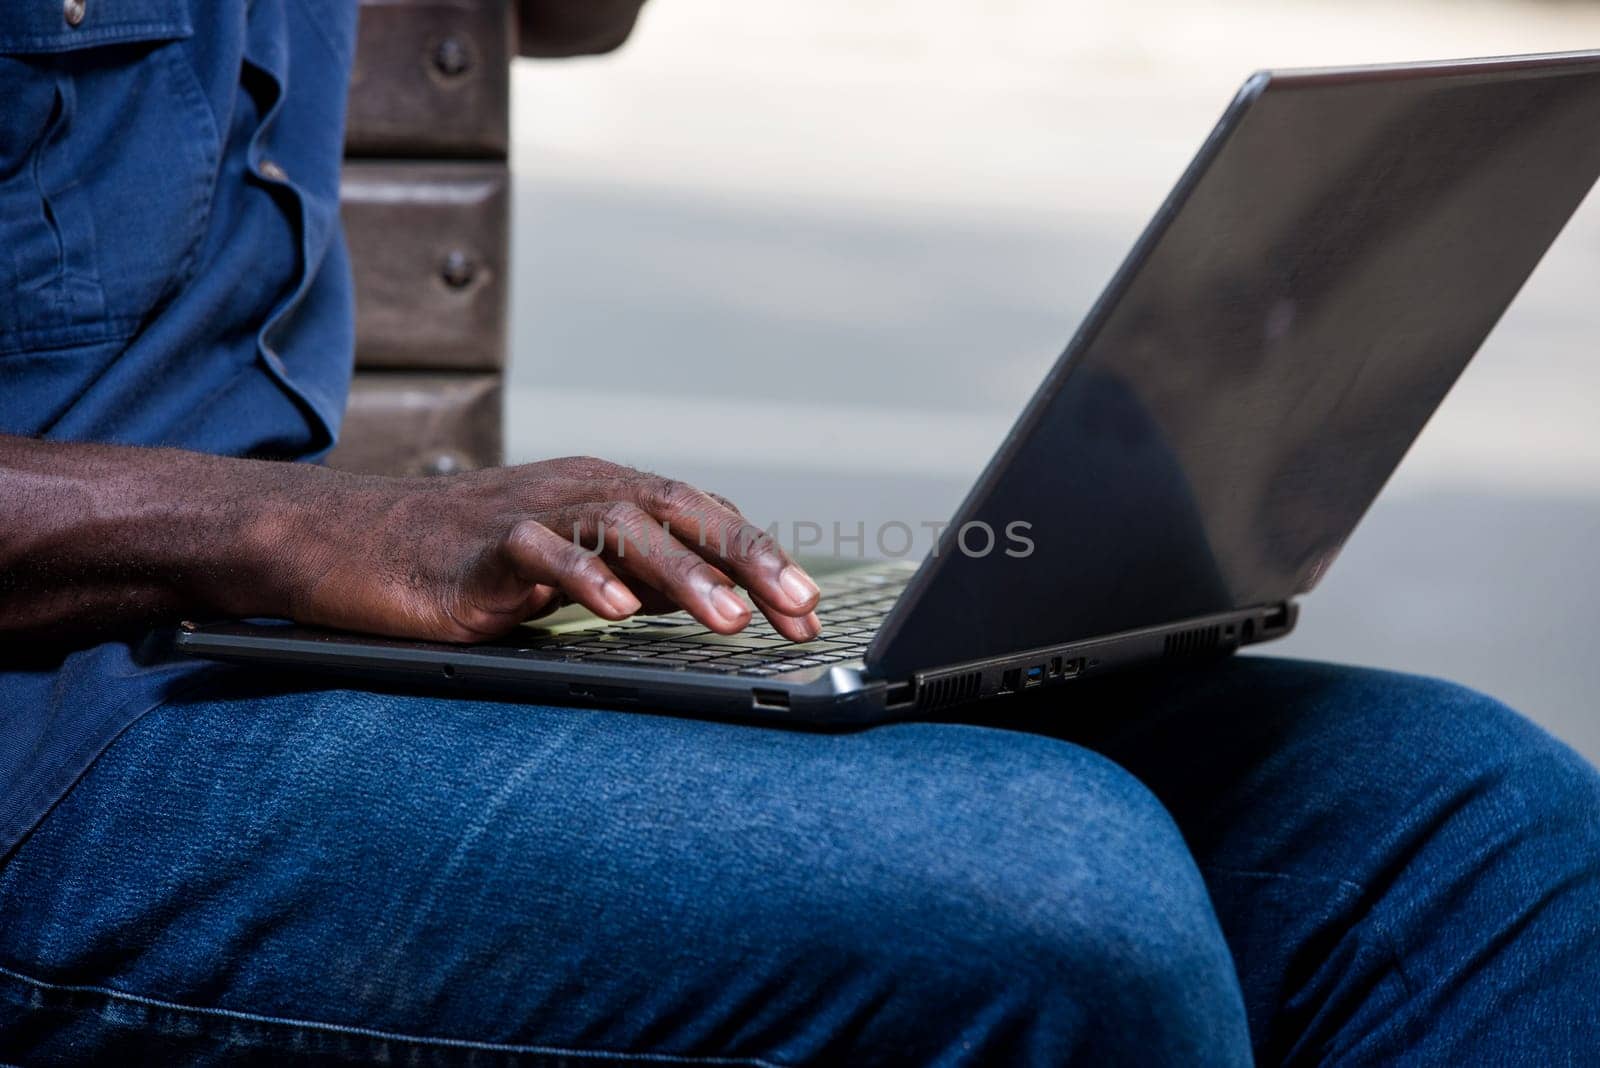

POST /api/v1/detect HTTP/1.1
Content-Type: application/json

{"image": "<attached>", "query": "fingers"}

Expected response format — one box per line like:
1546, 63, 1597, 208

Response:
500, 520, 642, 621
523, 585, 568, 620
593, 567, 677, 616
515, 461, 825, 640
556, 502, 757, 635
752, 590, 822, 644
629, 477, 822, 628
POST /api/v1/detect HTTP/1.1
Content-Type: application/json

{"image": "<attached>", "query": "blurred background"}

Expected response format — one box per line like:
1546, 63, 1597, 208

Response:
504, 0, 1600, 760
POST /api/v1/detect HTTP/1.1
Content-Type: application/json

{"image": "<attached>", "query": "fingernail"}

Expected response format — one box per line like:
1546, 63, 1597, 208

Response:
778, 565, 820, 607
711, 586, 750, 625
603, 580, 641, 615
798, 612, 822, 641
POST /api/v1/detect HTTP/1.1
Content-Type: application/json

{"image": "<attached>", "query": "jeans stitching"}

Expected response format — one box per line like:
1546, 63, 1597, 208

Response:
0, 965, 786, 1067
1201, 863, 1427, 1060
1362, 915, 1418, 1000
1199, 864, 1366, 897
1200, 866, 1415, 985
1200, 865, 1415, 982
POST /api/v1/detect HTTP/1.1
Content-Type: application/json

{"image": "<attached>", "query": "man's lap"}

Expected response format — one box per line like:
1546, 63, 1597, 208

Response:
0, 669, 1248, 1065
1027, 658, 1600, 1061
1, 657, 1597, 1065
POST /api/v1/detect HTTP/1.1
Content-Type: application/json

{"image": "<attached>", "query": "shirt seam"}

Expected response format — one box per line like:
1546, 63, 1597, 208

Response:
0, 317, 141, 355
289, 0, 355, 65
0, 22, 193, 52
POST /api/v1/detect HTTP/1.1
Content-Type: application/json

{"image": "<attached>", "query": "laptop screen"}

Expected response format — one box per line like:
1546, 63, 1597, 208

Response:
870, 54, 1600, 675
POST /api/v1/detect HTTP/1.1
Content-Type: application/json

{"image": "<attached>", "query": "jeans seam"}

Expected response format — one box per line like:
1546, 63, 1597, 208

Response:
1200, 864, 1415, 985
0, 964, 786, 1067
1200, 863, 1424, 1049
1198, 863, 1366, 897
1362, 915, 1418, 1000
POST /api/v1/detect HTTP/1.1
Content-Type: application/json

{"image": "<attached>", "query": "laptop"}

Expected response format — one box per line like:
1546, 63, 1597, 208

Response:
179, 50, 1600, 725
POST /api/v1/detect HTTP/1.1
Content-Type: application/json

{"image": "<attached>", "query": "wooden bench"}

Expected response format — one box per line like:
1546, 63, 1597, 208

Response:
327, 0, 512, 477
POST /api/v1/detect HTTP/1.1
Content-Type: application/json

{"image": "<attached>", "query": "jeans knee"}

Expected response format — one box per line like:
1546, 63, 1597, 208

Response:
804, 732, 1250, 1063
1423, 679, 1600, 857
1235, 660, 1599, 823
1354, 669, 1600, 820
1268, 664, 1600, 917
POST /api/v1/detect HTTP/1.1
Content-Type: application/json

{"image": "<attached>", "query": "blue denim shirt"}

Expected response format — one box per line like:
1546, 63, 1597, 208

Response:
1, 0, 357, 860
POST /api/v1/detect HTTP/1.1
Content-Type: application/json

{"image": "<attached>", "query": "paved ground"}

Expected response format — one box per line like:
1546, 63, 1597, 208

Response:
504, 0, 1600, 760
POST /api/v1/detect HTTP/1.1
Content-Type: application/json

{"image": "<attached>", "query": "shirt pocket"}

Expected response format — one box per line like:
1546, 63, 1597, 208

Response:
0, 2, 214, 356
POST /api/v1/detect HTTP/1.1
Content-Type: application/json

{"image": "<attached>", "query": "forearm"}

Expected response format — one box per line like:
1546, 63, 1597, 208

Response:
0, 436, 322, 640
2, 437, 824, 647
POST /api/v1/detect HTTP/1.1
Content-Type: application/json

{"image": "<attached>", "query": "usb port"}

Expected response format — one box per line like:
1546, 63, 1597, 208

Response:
1000, 668, 1021, 693
751, 688, 791, 711
1023, 665, 1045, 689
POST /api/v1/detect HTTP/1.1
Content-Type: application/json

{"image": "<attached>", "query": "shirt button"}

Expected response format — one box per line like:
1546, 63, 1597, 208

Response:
64, 0, 86, 27
259, 159, 289, 183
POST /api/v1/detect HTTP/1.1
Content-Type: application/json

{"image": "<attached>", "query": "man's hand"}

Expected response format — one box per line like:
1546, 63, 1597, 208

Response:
284, 456, 821, 643
0, 437, 820, 645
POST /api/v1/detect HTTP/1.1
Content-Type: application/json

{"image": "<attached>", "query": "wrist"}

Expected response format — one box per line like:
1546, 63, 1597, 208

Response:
189, 459, 343, 621
0, 436, 368, 637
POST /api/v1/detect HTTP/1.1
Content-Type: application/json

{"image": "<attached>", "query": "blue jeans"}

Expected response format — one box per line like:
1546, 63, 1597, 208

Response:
1, 658, 1597, 1065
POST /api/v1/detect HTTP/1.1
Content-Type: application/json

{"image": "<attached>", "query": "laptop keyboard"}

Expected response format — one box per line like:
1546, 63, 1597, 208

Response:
519, 562, 913, 677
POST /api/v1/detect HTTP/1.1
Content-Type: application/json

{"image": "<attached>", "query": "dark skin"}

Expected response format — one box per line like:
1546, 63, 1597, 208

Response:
1, 0, 824, 648
0, 439, 821, 645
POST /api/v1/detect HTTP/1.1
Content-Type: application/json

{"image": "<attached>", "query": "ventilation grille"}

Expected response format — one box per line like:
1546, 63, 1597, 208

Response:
918, 671, 982, 711
1163, 624, 1224, 659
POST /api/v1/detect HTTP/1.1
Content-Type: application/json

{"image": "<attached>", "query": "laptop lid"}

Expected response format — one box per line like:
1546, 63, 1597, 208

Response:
866, 51, 1600, 678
